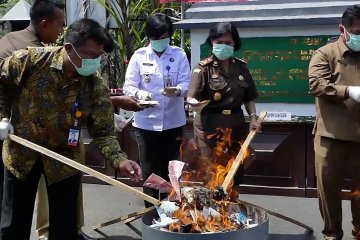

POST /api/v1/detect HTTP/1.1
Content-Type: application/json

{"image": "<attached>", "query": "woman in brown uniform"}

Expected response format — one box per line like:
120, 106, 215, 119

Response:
187, 22, 261, 193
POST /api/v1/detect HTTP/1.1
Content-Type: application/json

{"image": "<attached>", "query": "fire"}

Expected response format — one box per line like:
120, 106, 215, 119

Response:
167, 128, 251, 233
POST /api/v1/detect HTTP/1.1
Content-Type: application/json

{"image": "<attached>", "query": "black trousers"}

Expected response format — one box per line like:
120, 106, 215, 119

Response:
135, 127, 183, 206
1, 160, 80, 240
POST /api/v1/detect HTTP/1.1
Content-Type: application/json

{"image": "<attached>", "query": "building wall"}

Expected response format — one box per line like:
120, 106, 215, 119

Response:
190, 25, 339, 116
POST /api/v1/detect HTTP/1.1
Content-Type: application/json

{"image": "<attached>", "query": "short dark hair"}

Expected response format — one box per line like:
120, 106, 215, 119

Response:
64, 18, 108, 48
342, 5, 360, 28
30, 0, 65, 25
206, 22, 241, 51
145, 13, 174, 39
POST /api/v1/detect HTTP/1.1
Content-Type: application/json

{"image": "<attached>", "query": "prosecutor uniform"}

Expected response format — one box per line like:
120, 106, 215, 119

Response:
188, 55, 258, 186
309, 34, 360, 239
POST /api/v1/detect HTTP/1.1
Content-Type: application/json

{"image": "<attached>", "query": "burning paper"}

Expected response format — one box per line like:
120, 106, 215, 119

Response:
143, 173, 172, 192
168, 160, 185, 178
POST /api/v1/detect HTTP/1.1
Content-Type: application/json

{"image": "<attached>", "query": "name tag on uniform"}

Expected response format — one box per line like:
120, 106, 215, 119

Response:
143, 62, 153, 66
264, 112, 292, 121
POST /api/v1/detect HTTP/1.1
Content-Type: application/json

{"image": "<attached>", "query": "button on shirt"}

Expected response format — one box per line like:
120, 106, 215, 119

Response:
0, 46, 127, 183
123, 45, 191, 131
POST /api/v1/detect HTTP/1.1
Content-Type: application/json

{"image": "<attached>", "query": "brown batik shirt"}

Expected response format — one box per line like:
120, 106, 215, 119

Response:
0, 46, 127, 183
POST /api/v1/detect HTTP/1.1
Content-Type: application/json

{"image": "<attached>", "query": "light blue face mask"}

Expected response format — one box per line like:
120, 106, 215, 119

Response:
212, 43, 234, 60
344, 28, 360, 52
68, 44, 101, 76
150, 38, 170, 52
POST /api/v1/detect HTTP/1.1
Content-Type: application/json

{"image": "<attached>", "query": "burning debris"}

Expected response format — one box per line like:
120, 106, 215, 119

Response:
144, 128, 258, 234
145, 160, 259, 233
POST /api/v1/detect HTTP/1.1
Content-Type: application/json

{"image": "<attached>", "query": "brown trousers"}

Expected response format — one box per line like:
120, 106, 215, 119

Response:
314, 135, 360, 239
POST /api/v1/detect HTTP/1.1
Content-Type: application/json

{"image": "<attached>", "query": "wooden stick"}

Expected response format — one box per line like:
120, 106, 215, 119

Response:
238, 199, 314, 232
9, 134, 161, 206
222, 112, 267, 191
92, 206, 154, 230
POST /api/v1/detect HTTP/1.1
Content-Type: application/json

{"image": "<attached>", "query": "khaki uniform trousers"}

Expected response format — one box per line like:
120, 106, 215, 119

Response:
315, 135, 360, 239
36, 134, 85, 237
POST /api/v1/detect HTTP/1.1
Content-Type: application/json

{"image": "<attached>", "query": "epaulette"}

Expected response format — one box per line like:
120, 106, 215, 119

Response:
199, 56, 214, 67
233, 57, 247, 64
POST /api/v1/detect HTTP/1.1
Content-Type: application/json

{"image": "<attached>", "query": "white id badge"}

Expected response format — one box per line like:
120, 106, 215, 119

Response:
67, 129, 80, 147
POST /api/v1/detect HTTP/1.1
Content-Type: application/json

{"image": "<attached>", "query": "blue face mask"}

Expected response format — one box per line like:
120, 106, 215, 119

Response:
150, 38, 170, 52
212, 43, 234, 60
344, 28, 360, 52
68, 45, 101, 76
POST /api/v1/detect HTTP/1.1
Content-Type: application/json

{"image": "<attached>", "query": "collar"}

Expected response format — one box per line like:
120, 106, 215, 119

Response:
337, 37, 351, 56
50, 47, 65, 71
25, 24, 45, 46
146, 44, 173, 56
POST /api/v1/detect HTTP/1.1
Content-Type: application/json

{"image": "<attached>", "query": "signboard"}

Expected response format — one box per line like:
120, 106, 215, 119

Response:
264, 112, 292, 121
200, 35, 335, 103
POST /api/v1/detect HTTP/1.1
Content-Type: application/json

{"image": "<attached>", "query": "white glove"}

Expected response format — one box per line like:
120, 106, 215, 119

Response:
0, 118, 14, 140
135, 90, 152, 100
160, 87, 181, 97
348, 86, 360, 102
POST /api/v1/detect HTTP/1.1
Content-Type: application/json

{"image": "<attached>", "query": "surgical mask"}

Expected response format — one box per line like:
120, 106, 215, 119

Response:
150, 38, 170, 52
212, 43, 234, 60
344, 28, 360, 52
68, 44, 101, 76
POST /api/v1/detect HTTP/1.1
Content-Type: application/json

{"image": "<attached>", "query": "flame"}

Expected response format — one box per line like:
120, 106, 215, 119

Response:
168, 128, 251, 233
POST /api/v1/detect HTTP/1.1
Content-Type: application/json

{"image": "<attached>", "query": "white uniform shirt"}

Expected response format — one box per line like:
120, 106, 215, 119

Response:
123, 45, 191, 131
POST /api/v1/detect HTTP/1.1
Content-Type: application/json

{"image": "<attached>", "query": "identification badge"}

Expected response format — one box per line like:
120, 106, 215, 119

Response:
68, 128, 80, 147
163, 75, 173, 87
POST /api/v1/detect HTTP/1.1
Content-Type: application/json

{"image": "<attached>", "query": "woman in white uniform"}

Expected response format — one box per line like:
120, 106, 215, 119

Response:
123, 13, 191, 206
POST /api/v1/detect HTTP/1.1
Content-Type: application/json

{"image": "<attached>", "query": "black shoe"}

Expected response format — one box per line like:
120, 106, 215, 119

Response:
78, 232, 99, 240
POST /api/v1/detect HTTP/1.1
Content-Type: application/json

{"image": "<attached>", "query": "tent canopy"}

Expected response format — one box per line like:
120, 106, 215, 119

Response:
1, 0, 31, 21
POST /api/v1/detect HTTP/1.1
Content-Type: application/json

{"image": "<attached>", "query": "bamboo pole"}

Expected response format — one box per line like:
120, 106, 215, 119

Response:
9, 134, 161, 206
222, 112, 267, 191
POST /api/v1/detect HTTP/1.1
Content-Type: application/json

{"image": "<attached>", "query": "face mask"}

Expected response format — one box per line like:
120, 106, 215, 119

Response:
68, 44, 101, 76
150, 38, 170, 52
344, 28, 360, 52
212, 43, 234, 60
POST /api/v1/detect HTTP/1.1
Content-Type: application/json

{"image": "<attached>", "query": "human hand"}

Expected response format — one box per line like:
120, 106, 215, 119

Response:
111, 96, 142, 112
119, 160, 142, 182
160, 87, 181, 97
136, 90, 153, 101
0, 118, 14, 140
348, 86, 360, 102
249, 118, 261, 132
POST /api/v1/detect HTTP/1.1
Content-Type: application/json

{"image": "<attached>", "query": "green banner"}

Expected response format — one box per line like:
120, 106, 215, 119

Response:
200, 36, 334, 103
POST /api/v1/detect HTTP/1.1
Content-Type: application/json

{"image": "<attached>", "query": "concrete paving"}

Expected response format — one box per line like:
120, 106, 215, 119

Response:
30, 184, 354, 240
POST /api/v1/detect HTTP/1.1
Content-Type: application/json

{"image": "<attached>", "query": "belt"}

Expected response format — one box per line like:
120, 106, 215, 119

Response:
202, 109, 242, 115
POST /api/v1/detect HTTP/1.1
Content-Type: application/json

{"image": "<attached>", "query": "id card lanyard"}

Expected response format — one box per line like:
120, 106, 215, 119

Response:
68, 96, 82, 147
163, 65, 173, 87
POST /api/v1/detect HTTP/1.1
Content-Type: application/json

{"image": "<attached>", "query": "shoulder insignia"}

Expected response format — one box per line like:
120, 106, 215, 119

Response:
199, 56, 213, 67
193, 68, 201, 73
233, 57, 247, 64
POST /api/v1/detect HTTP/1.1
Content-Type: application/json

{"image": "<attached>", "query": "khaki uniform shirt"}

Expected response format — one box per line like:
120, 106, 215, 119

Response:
0, 46, 127, 183
0, 25, 43, 62
309, 38, 360, 143
188, 55, 258, 112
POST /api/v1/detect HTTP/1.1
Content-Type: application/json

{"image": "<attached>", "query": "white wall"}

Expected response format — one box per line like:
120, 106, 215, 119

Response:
190, 25, 338, 116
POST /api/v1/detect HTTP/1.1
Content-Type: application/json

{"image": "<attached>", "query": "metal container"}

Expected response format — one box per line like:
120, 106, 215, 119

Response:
142, 204, 269, 240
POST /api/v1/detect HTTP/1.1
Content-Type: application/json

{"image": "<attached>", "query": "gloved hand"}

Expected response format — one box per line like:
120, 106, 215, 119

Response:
160, 87, 181, 97
348, 86, 360, 102
0, 118, 14, 140
135, 90, 153, 101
